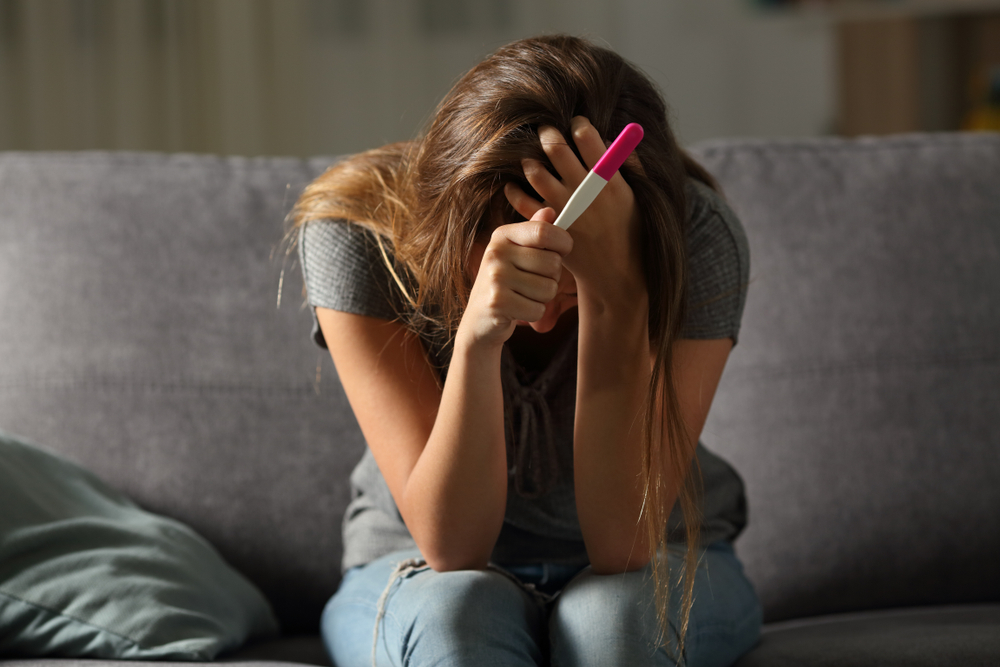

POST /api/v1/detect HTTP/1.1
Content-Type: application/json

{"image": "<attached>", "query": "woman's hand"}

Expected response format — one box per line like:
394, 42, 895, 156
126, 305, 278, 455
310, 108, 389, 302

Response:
459, 206, 574, 350
505, 116, 645, 306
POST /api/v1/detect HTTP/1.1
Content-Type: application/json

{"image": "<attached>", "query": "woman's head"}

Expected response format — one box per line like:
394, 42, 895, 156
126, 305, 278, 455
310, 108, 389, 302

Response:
412, 34, 683, 230
295, 35, 711, 338
407, 35, 702, 335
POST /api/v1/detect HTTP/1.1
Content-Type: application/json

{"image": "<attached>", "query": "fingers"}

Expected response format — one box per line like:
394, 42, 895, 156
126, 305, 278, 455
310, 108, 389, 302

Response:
521, 157, 568, 209
529, 206, 557, 224
570, 116, 610, 170
538, 125, 588, 186
506, 266, 561, 307
504, 182, 544, 221
480, 234, 563, 320
517, 118, 613, 210
484, 206, 571, 293
491, 209, 573, 258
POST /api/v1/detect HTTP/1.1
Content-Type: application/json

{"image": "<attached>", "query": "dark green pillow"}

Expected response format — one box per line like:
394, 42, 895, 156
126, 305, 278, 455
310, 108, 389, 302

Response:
0, 431, 280, 659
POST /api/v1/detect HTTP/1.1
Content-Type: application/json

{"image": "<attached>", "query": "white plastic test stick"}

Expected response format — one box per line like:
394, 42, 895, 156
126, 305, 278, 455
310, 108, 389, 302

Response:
553, 123, 644, 230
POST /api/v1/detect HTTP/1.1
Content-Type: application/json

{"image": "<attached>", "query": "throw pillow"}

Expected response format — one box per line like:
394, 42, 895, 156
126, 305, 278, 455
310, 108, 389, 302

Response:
0, 430, 280, 659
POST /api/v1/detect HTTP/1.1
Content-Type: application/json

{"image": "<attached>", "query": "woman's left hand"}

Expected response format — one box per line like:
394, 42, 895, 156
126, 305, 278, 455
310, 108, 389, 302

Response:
504, 115, 645, 305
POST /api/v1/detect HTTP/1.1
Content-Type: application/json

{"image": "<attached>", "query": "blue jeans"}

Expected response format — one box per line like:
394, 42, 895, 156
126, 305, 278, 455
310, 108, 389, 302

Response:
321, 541, 761, 667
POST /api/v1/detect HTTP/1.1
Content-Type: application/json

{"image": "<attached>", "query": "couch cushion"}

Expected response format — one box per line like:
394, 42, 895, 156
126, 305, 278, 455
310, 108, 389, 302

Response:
0, 431, 278, 659
222, 636, 330, 666
0, 152, 359, 634
0, 660, 320, 667
690, 134, 1000, 622
735, 604, 1000, 666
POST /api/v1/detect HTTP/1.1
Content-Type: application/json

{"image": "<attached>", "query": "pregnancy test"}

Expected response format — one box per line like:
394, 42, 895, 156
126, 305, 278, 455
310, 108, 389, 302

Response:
553, 122, 644, 230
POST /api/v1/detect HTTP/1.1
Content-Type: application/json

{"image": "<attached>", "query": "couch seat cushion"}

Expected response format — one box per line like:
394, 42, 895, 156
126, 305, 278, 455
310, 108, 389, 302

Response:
736, 604, 1000, 666
222, 636, 330, 666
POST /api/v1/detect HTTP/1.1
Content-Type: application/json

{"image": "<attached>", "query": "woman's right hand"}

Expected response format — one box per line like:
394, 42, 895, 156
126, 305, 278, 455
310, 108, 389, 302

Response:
459, 206, 574, 350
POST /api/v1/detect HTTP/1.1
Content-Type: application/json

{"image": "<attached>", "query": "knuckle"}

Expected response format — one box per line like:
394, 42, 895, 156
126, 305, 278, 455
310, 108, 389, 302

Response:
530, 222, 548, 246
547, 252, 563, 276
522, 160, 542, 179
488, 286, 507, 311
549, 227, 571, 255
481, 247, 498, 268
547, 140, 571, 157
486, 261, 506, 285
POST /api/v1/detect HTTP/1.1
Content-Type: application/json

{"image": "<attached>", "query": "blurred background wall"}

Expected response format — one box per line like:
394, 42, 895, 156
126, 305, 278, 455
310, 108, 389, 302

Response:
0, 0, 997, 157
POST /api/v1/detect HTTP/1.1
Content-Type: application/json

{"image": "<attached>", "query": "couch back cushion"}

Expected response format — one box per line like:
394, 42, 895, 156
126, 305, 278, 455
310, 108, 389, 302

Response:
691, 134, 1000, 622
3, 137, 998, 631
0, 152, 360, 634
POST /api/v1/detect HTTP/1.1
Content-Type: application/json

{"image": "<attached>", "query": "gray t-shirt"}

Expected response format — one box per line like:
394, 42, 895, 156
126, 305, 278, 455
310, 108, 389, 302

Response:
299, 179, 750, 571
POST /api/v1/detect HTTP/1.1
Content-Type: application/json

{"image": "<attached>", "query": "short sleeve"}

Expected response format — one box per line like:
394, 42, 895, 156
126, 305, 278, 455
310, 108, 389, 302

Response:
298, 219, 410, 349
681, 180, 750, 346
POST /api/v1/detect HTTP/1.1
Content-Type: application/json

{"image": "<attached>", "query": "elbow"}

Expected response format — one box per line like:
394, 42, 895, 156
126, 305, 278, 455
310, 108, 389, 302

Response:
424, 552, 490, 572
419, 534, 492, 572
399, 482, 504, 573
408, 522, 496, 573
585, 533, 652, 575
589, 551, 651, 576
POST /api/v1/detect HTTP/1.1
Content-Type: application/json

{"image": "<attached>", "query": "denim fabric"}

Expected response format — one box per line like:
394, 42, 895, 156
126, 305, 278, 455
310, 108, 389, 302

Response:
321, 541, 761, 667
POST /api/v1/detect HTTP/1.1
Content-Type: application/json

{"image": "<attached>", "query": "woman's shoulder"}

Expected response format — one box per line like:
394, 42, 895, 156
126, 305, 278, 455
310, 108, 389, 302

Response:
685, 179, 747, 251
681, 179, 751, 345
298, 217, 409, 322
299, 217, 403, 276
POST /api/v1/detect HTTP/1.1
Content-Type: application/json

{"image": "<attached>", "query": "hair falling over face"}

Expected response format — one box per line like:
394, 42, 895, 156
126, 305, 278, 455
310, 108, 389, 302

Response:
288, 34, 717, 658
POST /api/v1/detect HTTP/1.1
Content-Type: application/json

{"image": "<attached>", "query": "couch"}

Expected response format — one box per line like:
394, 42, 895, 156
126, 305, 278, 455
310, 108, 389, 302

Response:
0, 133, 997, 666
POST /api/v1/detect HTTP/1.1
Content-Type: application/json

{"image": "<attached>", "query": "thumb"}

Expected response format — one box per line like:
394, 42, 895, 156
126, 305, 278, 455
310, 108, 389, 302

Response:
531, 207, 557, 224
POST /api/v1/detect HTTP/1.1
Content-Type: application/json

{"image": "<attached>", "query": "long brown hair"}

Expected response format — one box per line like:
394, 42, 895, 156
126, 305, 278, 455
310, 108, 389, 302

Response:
290, 34, 715, 656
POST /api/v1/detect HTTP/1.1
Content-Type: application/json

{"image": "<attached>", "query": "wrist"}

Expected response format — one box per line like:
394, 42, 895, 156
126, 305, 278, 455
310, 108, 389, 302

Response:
577, 273, 648, 321
454, 322, 506, 361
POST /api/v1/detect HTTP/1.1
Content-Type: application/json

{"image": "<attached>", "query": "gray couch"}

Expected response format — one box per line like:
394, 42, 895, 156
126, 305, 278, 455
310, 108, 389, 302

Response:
0, 133, 997, 666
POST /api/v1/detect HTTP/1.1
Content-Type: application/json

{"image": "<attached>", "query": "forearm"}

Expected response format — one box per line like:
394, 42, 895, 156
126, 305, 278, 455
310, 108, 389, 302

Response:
401, 335, 508, 571
574, 282, 656, 573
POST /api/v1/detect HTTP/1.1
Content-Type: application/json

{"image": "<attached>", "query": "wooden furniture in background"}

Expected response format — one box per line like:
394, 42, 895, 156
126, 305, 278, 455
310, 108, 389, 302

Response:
835, 7, 1000, 135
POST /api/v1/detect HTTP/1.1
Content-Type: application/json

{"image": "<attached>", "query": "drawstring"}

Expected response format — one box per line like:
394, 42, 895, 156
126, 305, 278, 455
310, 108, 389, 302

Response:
502, 348, 563, 499
372, 557, 426, 667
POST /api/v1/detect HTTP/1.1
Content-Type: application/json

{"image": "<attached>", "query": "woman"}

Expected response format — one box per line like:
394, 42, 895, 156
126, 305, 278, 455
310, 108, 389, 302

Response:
291, 34, 760, 667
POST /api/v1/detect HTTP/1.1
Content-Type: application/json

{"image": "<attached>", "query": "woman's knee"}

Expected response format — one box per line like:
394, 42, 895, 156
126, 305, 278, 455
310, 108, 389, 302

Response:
550, 566, 665, 666
550, 544, 763, 667
323, 556, 546, 666
386, 567, 545, 666
398, 567, 544, 640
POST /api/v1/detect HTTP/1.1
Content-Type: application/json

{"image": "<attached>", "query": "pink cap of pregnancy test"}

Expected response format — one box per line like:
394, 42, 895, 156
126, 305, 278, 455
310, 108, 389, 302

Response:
592, 123, 644, 181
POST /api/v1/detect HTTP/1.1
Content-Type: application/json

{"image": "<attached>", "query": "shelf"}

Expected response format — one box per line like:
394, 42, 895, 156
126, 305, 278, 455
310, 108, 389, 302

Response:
767, 0, 1000, 21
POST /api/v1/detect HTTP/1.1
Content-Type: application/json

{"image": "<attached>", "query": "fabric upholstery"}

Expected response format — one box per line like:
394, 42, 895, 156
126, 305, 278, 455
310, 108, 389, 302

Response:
690, 134, 1000, 622
0, 661, 321, 667
222, 636, 331, 666
0, 152, 354, 634
734, 604, 1000, 667
0, 135, 997, 664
